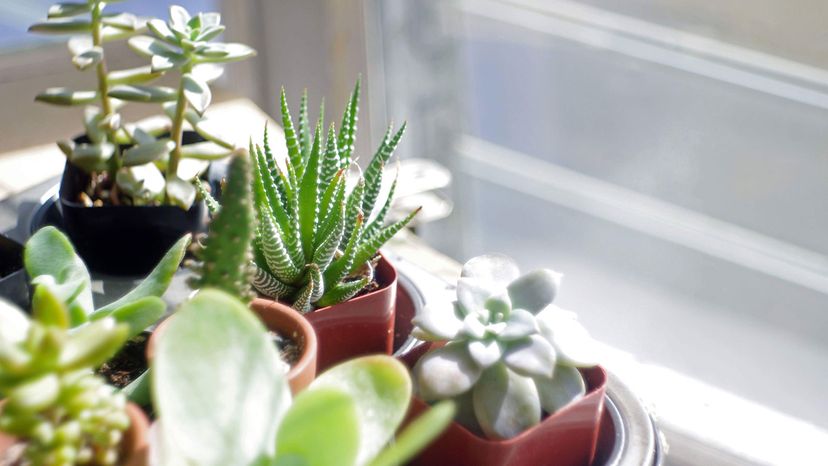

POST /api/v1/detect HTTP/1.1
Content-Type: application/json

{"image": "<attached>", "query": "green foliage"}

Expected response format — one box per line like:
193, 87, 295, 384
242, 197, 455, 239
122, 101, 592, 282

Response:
24, 226, 188, 338
0, 291, 130, 465
250, 82, 420, 312
411, 254, 599, 439
29, 2, 253, 209
151, 289, 453, 466
187, 149, 256, 302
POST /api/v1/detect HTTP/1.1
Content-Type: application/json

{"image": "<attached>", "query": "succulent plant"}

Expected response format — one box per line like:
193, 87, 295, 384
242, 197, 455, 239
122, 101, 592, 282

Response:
249, 81, 420, 312
0, 287, 131, 466
29, 2, 254, 209
187, 149, 256, 302
411, 254, 599, 440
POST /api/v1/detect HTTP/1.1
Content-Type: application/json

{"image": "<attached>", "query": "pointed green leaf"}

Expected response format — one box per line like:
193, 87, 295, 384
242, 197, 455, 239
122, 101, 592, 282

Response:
298, 126, 322, 261
368, 400, 456, 466
123, 139, 175, 166
35, 88, 97, 106
349, 207, 420, 275
179, 141, 233, 160
58, 318, 129, 370
194, 43, 255, 63
71, 46, 103, 70
108, 84, 177, 102
108, 296, 166, 339
338, 78, 361, 164
363, 122, 406, 217
182, 73, 211, 114
47, 2, 91, 19
108, 66, 163, 85
29, 18, 91, 34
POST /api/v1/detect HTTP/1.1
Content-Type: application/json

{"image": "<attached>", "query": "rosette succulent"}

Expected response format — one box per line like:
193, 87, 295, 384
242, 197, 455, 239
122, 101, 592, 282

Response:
0, 288, 131, 465
248, 81, 419, 312
411, 254, 599, 440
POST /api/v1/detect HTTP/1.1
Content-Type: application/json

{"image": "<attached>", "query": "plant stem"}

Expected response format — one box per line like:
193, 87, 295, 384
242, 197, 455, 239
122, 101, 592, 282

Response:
91, 1, 120, 177
167, 64, 192, 184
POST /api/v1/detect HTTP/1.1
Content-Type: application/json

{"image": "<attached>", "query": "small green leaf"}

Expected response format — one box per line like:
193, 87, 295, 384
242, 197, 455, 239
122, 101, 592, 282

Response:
179, 141, 233, 160
47, 2, 91, 19
108, 66, 163, 85
108, 84, 177, 102
147, 18, 177, 44
169, 5, 191, 30
194, 43, 255, 63
507, 269, 561, 313
166, 176, 197, 209
70, 142, 115, 172
473, 364, 541, 440
123, 139, 175, 166
535, 365, 586, 414
128, 35, 180, 58
58, 318, 129, 370
275, 387, 360, 466
7, 374, 60, 412
182, 73, 211, 114
151, 53, 186, 72
107, 296, 166, 338
35, 88, 97, 106
116, 164, 166, 202
502, 335, 556, 378
29, 18, 92, 34
31, 285, 70, 329
414, 342, 482, 401
101, 13, 139, 31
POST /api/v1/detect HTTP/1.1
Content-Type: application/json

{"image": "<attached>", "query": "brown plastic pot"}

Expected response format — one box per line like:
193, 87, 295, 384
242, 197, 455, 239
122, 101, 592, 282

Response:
0, 401, 149, 466
148, 301, 318, 394
402, 362, 607, 466
278, 254, 398, 372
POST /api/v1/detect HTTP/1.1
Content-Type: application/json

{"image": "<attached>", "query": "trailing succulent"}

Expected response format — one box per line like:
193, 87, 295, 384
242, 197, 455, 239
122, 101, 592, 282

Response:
187, 149, 256, 302
0, 288, 131, 466
30, 2, 254, 208
411, 254, 598, 440
247, 81, 420, 312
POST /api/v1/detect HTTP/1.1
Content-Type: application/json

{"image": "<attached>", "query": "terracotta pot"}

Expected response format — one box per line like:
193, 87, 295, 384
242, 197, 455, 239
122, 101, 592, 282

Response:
249, 299, 318, 393
148, 301, 318, 394
403, 365, 608, 466
301, 254, 398, 372
58, 131, 210, 276
0, 401, 149, 466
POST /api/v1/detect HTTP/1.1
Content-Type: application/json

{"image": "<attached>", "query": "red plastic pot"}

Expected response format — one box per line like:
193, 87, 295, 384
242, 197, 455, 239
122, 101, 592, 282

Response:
403, 365, 607, 466
294, 254, 398, 372
0, 401, 149, 466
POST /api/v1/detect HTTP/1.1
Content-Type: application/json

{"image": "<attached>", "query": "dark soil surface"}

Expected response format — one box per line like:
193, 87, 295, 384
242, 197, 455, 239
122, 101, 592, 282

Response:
98, 333, 149, 388
271, 330, 303, 366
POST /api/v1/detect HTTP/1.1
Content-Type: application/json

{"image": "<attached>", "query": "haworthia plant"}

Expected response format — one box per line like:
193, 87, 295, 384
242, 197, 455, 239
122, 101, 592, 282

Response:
0, 290, 131, 466
187, 149, 256, 302
151, 288, 454, 466
411, 254, 599, 440
30, 2, 254, 209
247, 81, 420, 312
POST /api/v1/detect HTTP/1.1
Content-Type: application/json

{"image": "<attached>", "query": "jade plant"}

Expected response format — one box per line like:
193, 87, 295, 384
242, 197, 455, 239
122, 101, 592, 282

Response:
0, 288, 131, 465
150, 288, 454, 466
30, 2, 254, 208
24, 226, 188, 337
244, 81, 419, 312
411, 254, 599, 440
187, 149, 255, 302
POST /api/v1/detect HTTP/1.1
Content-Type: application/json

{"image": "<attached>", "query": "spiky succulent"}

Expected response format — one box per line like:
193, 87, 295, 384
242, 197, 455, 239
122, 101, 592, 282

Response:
188, 149, 256, 302
249, 81, 420, 312
411, 254, 598, 440
0, 287, 131, 465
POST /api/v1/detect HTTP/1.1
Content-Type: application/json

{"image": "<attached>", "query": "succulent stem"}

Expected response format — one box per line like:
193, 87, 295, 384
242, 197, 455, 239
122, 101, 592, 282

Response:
167, 63, 192, 183
91, 0, 121, 176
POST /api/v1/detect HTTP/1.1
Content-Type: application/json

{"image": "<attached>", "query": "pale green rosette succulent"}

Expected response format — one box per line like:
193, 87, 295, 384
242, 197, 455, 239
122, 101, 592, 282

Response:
411, 254, 599, 440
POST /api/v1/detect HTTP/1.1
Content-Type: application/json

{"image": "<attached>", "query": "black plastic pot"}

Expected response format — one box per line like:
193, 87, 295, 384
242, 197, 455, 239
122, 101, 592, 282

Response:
59, 131, 209, 276
0, 234, 28, 309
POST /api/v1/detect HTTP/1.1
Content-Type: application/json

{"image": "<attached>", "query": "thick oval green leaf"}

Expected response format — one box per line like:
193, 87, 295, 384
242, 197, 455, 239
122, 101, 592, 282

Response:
128, 35, 180, 58
24, 226, 93, 325
147, 18, 177, 44
115, 164, 166, 203
107, 296, 166, 339
411, 300, 463, 341
93, 234, 190, 316
461, 254, 520, 291
101, 13, 139, 31
507, 269, 561, 313
31, 284, 70, 329
123, 139, 174, 166
47, 2, 91, 19
536, 307, 599, 367
7, 374, 60, 412
472, 364, 541, 440
169, 5, 191, 30
414, 342, 481, 401
35, 88, 97, 106
153, 289, 290, 466
108, 84, 177, 102
275, 387, 360, 466
29, 18, 92, 34
70, 142, 115, 172
179, 141, 233, 160
535, 365, 586, 414
108, 66, 163, 85
165, 176, 197, 209
311, 355, 412, 465
503, 335, 556, 378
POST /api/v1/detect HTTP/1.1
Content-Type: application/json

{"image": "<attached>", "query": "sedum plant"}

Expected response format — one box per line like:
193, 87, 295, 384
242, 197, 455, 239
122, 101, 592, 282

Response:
150, 288, 454, 466
247, 81, 419, 312
187, 149, 256, 302
0, 288, 131, 466
30, 2, 254, 209
411, 254, 599, 440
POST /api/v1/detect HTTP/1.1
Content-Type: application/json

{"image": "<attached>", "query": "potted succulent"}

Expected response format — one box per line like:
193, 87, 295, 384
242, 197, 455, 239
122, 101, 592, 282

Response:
406, 254, 606, 466
147, 287, 454, 466
29, 2, 254, 275
0, 234, 28, 309
22, 225, 189, 394
0, 287, 148, 466
241, 81, 419, 370
157, 149, 318, 393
